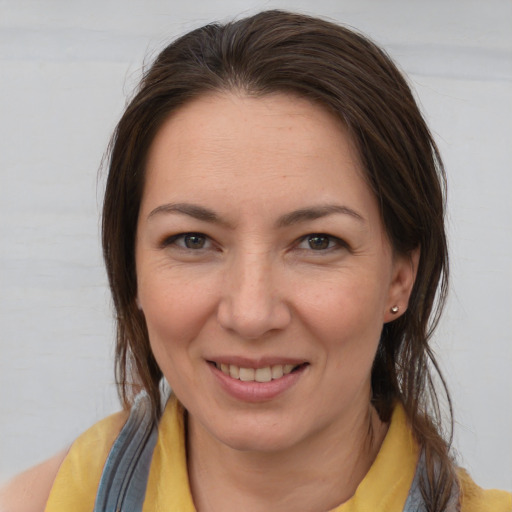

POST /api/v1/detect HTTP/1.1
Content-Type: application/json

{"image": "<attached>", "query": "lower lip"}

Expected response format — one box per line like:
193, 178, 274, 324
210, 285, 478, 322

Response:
209, 363, 307, 402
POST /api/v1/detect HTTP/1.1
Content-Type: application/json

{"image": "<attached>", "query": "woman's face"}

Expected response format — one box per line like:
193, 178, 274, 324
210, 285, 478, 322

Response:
136, 92, 416, 453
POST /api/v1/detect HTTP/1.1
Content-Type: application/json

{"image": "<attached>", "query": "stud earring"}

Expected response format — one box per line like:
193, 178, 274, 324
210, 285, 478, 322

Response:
390, 305, 399, 314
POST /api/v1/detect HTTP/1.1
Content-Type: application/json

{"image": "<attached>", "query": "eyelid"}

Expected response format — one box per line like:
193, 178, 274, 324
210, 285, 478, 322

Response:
295, 233, 348, 251
160, 232, 213, 250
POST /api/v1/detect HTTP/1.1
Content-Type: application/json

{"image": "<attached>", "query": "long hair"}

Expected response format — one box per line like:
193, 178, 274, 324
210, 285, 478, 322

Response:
102, 10, 456, 510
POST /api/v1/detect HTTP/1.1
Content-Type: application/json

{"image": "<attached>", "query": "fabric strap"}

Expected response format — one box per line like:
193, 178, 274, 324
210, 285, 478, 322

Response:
93, 391, 158, 512
403, 451, 460, 512
93, 393, 459, 511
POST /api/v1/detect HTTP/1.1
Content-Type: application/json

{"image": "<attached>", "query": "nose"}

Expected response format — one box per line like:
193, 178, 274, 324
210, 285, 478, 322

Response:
217, 250, 292, 340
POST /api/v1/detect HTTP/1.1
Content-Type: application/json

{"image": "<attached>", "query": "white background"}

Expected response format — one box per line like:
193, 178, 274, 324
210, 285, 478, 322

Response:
1, 0, 511, 491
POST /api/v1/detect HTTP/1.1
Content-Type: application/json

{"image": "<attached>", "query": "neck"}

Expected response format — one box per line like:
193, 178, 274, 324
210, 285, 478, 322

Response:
187, 403, 388, 512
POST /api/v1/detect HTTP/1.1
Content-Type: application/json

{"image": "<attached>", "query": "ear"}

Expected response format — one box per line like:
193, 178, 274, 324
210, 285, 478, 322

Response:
384, 247, 420, 323
136, 295, 143, 311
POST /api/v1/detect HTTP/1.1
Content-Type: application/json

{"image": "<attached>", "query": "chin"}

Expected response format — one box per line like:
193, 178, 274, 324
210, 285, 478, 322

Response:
206, 415, 302, 454
222, 431, 296, 454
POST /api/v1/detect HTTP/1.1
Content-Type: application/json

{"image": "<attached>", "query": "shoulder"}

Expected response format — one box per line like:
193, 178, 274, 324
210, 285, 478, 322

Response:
458, 468, 512, 512
43, 409, 129, 511
0, 410, 128, 512
0, 450, 67, 512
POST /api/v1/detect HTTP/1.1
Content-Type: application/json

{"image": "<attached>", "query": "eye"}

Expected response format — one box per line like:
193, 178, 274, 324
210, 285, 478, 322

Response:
297, 233, 344, 251
163, 232, 211, 250
182, 233, 208, 249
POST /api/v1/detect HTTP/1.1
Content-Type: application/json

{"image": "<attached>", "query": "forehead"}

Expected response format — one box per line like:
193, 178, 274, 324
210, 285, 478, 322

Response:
141, 92, 378, 223
146, 91, 356, 169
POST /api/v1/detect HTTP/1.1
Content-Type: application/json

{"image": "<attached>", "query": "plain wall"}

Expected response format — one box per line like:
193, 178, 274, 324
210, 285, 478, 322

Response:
1, 0, 511, 490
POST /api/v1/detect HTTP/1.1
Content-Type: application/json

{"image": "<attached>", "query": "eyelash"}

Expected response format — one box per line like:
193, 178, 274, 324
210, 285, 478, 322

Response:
161, 233, 212, 250
297, 233, 347, 251
161, 232, 347, 253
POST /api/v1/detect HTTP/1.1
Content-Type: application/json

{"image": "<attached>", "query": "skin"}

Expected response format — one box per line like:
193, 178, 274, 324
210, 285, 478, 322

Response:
0, 450, 67, 512
136, 91, 418, 511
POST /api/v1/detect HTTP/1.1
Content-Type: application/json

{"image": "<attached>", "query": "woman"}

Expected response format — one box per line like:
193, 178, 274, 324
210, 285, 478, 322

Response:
1, 10, 510, 512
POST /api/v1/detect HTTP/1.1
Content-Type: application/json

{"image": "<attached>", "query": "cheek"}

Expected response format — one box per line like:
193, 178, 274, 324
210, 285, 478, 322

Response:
138, 269, 218, 354
297, 273, 387, 357
138, 272, 220, 399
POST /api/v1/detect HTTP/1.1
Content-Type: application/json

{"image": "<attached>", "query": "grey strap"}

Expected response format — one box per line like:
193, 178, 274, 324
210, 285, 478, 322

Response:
403, 451, 459, 512
93, 391, 158, 512
403, 451, 427, 512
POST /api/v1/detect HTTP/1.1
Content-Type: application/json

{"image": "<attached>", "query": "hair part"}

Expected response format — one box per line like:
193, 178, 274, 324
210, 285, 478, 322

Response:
102, 10, 456, 510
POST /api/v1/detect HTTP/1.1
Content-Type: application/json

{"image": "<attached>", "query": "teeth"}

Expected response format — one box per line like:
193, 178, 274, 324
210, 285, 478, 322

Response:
271, 365, 283, 379
284, 364, 294, 374
216, 362, 300, 382
239, 367, 255, 381
229, 365, 240, 379
255, 367, 272, 383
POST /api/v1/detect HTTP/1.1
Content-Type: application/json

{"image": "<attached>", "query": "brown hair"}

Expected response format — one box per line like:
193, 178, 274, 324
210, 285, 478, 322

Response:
102, 10, 456, 511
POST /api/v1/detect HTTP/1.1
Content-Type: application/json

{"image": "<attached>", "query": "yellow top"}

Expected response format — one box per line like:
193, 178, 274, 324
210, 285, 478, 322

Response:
45, 397, 512, 512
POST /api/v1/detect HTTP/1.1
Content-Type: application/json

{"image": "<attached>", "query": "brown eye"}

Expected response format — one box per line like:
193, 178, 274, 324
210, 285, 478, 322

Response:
307, 235, 331, 250
161, 232, 213, 251
296, 233, 346, 253
183, 233, 207, 249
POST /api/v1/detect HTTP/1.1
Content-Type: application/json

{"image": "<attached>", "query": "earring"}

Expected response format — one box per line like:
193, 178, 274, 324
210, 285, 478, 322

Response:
390, 305, 399, 314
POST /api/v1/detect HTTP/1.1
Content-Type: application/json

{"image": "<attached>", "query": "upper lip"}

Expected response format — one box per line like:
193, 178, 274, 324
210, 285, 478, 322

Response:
206, 356, 308, 369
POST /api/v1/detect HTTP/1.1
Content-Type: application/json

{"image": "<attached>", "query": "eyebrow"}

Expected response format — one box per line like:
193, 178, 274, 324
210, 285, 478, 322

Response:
276, 204, 365, 227
148, 202, 231, 227
147, 202, 365, 227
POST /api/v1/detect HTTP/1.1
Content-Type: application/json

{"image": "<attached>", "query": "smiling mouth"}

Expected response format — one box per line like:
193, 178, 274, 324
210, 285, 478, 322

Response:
209, 362, 307, 383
